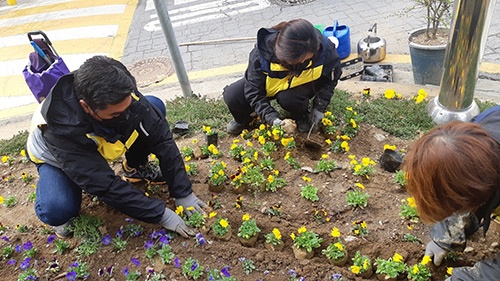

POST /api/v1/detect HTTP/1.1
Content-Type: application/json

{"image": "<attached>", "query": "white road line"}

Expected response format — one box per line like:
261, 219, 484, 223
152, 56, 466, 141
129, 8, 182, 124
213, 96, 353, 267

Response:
0, 5, 126, 27
0, 53, 106, 77
144, 0, 269, 31
0, 25, 119, 48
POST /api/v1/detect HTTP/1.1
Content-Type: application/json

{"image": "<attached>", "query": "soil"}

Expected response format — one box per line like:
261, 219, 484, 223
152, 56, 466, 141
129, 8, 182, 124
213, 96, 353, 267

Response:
1, 124, 499, 281
409, 29, 449, 46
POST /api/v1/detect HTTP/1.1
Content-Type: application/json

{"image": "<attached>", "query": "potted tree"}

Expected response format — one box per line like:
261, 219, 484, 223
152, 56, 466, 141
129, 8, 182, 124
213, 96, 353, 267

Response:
407, 0, 454, 85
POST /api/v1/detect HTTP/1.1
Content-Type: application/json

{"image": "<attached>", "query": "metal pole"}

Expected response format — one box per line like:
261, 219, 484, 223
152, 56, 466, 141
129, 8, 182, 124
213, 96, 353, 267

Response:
153, 0, 192, 98
427, 0, 496, 124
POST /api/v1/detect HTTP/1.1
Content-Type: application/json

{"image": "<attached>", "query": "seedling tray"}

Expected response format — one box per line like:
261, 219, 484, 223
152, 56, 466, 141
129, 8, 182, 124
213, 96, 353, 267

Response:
361, 64, 393, 82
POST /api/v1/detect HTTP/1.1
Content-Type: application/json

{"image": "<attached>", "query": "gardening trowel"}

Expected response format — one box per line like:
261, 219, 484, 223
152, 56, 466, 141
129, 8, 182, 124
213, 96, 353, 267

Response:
305, 121, 323, 150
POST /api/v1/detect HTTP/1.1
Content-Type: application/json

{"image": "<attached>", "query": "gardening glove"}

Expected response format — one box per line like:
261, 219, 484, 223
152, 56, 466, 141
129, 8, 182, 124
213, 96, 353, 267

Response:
310, 108, 324, 126
174, 193, 208, 216
159, 208, 195, 238
425, 240, 448, 266
272, 118, 283, 126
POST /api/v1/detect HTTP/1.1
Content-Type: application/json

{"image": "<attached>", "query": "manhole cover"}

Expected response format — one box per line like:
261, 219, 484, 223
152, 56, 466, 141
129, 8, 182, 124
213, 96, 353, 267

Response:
127, 57, 174, 88
270, 0, 316, 6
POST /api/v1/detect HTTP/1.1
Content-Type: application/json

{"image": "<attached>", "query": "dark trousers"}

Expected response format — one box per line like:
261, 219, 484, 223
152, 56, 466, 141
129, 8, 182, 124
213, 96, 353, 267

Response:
222, 78, 315, 124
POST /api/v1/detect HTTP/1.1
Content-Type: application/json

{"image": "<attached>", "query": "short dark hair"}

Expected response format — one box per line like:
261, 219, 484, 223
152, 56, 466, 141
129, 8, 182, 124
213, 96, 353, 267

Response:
74, 56, 136, 111
404, 121, 500, 223
272, 19, 321, 63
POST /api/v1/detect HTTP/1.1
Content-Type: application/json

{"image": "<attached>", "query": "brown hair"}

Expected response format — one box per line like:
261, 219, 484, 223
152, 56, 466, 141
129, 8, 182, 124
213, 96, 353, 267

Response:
272, 19, 321, 63
404, 121, 500, 223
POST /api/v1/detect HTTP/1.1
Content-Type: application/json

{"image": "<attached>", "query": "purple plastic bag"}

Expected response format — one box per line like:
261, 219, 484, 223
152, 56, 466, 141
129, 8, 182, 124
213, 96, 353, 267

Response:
22, 56, 70, 103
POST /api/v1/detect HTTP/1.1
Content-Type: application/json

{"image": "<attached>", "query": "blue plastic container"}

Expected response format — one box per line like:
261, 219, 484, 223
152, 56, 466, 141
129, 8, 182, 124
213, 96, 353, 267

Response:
323, 21, 351, 59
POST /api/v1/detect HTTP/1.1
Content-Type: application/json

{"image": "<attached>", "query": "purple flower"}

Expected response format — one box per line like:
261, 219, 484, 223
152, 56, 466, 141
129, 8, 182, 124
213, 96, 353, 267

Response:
123, 267, 129, 276
116, 227, 123, 238
173, 257, 180, 268
66, 271, 77, 281
47, 234, 56, 244
2, 235, 10, 242
332, 273, 342, 281
15, 244, 22, 252
98, 268, 104, 276
22, 241, 33, 251
106, 265, 114, 275
20, 257, 31, 270
7, 259, 16, 265
131, 257, 140, 266
70, 262, 79, 268
158, 235, 169, 246
289, 269, 297, 277
221, 266, 231, 277
125, 218, 133, 223
101, 234, 112, 245
144, 240, 154, 249
195, 233, 205, 246
191, 261, 198, 271
299, 277, 306, 281
26, 276, 36, 280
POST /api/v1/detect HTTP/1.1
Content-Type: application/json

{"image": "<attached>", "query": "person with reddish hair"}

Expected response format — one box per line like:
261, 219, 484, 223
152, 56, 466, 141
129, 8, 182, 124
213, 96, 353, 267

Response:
405, 107, 500, 280
223, 18, 342, 135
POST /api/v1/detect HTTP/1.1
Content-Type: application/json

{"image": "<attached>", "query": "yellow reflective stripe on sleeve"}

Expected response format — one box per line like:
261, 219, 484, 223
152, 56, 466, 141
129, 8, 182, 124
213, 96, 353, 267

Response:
131, 92, 140, 101
125, 129, 139, 149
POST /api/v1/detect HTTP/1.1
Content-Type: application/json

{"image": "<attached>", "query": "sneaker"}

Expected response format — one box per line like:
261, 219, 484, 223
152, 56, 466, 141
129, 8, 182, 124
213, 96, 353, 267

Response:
297, 118, 312, 133
122, 160, 166, 184
53, 221, 73, 238
227, 119, 246, 135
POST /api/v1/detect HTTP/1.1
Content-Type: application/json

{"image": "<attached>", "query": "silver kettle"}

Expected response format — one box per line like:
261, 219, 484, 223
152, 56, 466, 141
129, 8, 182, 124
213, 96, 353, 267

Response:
357, 23, 386, 63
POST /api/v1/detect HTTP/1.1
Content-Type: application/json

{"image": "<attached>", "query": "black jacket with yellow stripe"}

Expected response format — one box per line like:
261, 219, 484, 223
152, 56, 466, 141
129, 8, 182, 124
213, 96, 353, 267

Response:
244, 27, 342, 124
27, 74, 191, 223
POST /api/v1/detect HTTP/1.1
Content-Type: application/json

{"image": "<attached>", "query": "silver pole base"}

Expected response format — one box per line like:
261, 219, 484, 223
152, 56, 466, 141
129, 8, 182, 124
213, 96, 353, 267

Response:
426, 96, 480, 125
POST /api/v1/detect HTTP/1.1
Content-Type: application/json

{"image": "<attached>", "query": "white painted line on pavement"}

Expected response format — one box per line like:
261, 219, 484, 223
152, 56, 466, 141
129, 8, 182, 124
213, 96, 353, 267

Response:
0, 5, 126, 27
0, 95, 36, 110
144, 0, 269, 31
0, 0, 72, 13
0, 25, 119, 48
0, 53, 106, 77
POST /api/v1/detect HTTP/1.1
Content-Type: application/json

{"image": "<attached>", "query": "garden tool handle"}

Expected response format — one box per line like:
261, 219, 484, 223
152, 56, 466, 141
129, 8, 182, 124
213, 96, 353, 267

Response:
307, 120, 316, 140
28, 30, 53, 46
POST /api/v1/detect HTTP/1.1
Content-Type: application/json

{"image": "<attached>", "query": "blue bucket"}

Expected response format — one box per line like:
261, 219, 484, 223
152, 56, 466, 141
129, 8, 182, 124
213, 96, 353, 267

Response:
323, 21, 351, 59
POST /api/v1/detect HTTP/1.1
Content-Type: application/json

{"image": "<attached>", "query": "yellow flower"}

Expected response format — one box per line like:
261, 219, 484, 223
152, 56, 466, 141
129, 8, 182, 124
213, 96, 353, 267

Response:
363, 88, 371, 95
354, 165, 361, 172
267, 175, 274, 183
219, 219, 228, 228
281, 137, 294, 147
361, 157, 371, 166
242, 213, 250, 221
247, 141, 253, 147
186, 206, 195, 211
185, 165, 191, 172
412, 265, 419, 274
321, 154, 329, 159
340, 135, 351, 141
346, 106, 353, 111
393, 253, 404, 263
272, 228, 282, 240
284, 152, 291, 160
331, 227, 340, 237
209, 212, 217, 218
259, 124, 266, 130
258, 135, 266, 145
407, 223, 414, 230
407, 197, 416, 207
325, 139, 332, 145
324, 111, 332, 117
218, 170, 225, 176
297, 226, 307, 234
341, 141, 350, 152
20, 150, 26, 157
202, 125, 212, 134
350, 265, 361, 274
334, 242, 344, 251
1, 156, 9, 163
360, 221, 367, 229
175, 205, 184, 215
230, 144, 237, 150
363, 259, 369, 270
273, 170, 279, 175
302, 176, 311, 182
383, 144, 396, 151
192, 138, 199, 144
354, 229, 360, 235
290, 233, 296, 240
396, 93, 402, 99
232, 139, 240, 143
447, 267, 453, 275
384, 89, 396, 99
322, 118, 333, 126
355, 183, 365, 189
221, 161, 227, 168
150, 154, 157, 160
0, 196, 3, 204
421, 255, 432, 265
253, 151, 258, 160
350, 118, 357, 128
185, 156, 191, 162
348, 154, 356, 159
415, 94, 426, 104
243, 158, 251, 164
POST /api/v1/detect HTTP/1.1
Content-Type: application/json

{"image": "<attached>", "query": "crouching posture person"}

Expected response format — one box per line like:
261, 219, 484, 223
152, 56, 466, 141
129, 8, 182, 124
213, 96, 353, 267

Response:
27, 55, 207, 238
405, 106, 500, 280
223, 18, 342, 135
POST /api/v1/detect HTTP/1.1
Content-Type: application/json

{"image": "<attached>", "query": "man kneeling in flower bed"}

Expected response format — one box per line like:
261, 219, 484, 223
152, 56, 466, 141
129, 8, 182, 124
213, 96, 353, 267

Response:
26, 56, 207, 238
405, 107, 500, 280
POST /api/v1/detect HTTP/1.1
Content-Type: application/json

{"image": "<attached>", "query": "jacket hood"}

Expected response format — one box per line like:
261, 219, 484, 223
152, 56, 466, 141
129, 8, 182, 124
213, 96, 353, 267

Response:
41, 73, 93, 136
256, 27, 277, 62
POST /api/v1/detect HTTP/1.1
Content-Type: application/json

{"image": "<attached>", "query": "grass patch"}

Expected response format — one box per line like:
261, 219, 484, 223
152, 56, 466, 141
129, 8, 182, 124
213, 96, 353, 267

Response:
0, 131, 28, 156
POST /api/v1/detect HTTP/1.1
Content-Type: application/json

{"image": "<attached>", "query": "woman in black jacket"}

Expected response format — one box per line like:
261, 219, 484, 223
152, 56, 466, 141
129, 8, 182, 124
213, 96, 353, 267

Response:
223, 18, 342, 134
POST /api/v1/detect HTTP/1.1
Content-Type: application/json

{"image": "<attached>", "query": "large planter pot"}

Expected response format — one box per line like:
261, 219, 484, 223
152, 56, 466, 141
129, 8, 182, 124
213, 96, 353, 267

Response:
409, 28, 448, 86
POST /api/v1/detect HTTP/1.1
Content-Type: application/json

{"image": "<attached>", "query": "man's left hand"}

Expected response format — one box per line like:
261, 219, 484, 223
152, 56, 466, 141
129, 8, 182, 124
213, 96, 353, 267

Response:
175, 193, 208, 216
310, 108, 324, 126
